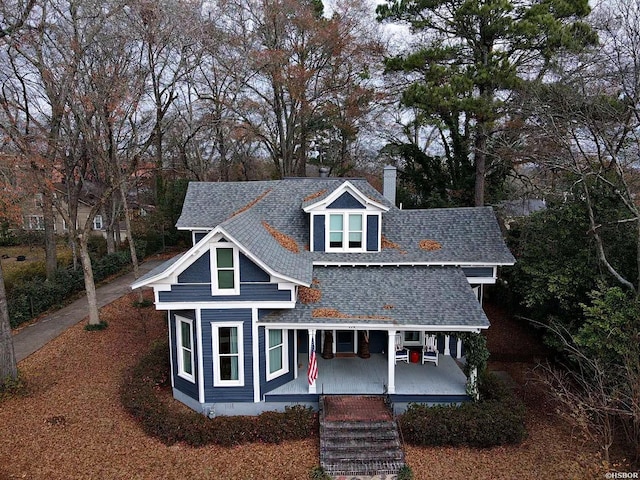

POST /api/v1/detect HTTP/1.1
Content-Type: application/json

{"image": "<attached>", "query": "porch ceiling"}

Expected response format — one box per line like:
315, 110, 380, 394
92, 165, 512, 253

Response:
260, 265, 489, 329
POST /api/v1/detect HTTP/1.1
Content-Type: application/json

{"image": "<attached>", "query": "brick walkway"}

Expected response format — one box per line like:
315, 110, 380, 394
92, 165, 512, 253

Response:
323, 395, 393, 422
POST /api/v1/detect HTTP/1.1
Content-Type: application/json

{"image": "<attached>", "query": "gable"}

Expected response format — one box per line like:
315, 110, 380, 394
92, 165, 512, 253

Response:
327, 192, 365, 209
177, 251, 270, 284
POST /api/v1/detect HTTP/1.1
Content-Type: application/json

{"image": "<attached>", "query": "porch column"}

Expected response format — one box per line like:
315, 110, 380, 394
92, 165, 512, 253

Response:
457, 338, 463, 358
387, 330, 396, 394
444, 334, 451, 356
308, 329, 317, 394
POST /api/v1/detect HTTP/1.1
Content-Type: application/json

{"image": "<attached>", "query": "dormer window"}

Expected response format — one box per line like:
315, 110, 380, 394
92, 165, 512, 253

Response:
303, 181, 390, 254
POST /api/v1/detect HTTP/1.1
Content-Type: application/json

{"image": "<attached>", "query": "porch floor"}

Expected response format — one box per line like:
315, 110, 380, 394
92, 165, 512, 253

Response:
267, 353, 467, 397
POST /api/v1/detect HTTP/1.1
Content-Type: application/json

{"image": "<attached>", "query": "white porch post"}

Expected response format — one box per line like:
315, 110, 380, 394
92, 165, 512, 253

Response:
293, 329, 298, 380
469, 366, 479, 400
308, 329, 317, 394
387, 330, 396, 394
457, 338, 463, 358
444, 334, 451, 356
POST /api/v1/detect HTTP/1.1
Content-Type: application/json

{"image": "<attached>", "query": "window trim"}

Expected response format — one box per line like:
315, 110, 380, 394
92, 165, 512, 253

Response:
325, 212, 366, 252
265, 328, 288, 381
26, 215, 45, 231
176, 315, 196, 383
212, 322, 244, 387
210, 244, 240, 295
403, 331, 422, 346
92, 214, 103, 230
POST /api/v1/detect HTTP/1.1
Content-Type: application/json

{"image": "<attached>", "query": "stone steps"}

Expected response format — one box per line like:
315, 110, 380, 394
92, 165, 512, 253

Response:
319, 395, 406, 477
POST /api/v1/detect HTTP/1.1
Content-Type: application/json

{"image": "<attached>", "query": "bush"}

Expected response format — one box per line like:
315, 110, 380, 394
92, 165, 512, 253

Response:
398, 372, 526, 448
120, 341, 318, 447
7, 250, 132, 328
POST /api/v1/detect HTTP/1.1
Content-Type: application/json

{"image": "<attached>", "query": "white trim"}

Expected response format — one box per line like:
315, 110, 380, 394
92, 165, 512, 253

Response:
212, 321, 245, 387
196, 310, 205, 403
150, 301, 296, 311
257, 322, 488, 332
326, 212, 366, 253
252, 309, 260, 402
168, 313, 175, 389
131, 225, 311, 290
265, 328, 289, 381
311, 261, 514, 267
303, 181, 390, 213
210, 243, 240, 295
175, 315, 196, 383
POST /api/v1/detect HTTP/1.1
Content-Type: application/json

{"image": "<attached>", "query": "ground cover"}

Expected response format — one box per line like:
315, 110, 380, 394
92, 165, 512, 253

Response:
0, 294, 608, 479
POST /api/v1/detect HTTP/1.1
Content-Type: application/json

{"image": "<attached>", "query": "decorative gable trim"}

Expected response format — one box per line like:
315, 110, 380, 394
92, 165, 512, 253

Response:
132, 225, 310, 290
302, 181, 389, 213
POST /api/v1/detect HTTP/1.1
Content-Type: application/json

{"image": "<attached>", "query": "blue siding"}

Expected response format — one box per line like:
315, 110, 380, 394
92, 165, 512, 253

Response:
178, 252, 210, 283
194, 232, 207, 244
369, 330, 386, 354
201, 309, 254, 403
327, 192, 365, 209
170, 310, 199, 401
159, 283, 292, 302
366, 215, 378, 251
239, 253, 270, 282
313, 215, 325, 252
462, 266, 494, 278
258, 328, 296, 396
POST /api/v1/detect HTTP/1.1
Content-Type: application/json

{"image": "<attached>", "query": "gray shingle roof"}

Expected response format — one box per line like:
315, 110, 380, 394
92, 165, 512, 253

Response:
176, 178, 515, 268
219, 209, 312, 284
261, 266, 489, 329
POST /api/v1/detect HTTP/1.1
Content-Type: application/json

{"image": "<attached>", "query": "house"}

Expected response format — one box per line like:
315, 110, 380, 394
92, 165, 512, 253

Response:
132, 167, 515, 416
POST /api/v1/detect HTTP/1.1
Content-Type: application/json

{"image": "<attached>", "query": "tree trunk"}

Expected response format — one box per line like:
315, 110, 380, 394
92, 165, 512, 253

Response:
120, 182, 143, 303
0, 262, 18, 385
474, 124, 487, 207
78, 234, 101, 325
43, 190, 57, 281
104, 204, 116, 254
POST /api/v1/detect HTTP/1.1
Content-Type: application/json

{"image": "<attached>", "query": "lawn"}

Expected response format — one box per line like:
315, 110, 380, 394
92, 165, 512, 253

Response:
0, 292, 607, 479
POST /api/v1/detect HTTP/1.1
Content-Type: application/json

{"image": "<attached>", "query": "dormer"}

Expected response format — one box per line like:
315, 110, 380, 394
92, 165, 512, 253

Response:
303, 181, 389, 253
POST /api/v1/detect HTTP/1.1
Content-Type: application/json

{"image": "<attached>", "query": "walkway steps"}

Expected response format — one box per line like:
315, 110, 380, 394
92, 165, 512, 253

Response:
320, 395, 405, 478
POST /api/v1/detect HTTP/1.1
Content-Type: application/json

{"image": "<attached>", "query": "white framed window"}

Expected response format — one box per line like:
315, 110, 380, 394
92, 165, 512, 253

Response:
403, 331, 422, 346
212, 322, 244, 386
266, 328, 288, 381
211, 244, 240, 295
26, 215, 44, 231
176, 316, 195, 382
326, 213, 365, 252
92, 215, 103, 230
34, 193, 43, 207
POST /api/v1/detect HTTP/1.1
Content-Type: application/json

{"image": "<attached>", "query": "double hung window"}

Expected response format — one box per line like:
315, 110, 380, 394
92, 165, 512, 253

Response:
327, 213, 364, 251
211, 245, 239, 295
176, 316, 195, 382
266, 329, 287, 380
213, 323, 244, 386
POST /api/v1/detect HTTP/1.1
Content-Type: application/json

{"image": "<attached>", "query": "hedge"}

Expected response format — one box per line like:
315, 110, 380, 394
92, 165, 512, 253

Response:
120, 341, 318, 447
7, 250, 134, 328
398, 371, 526, 448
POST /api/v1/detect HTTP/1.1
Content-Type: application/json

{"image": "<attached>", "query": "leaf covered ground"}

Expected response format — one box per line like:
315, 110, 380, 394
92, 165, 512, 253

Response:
0, 292, 607, 479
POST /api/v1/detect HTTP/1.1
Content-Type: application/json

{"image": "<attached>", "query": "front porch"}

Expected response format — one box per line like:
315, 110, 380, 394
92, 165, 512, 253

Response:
264, 353, 469, 406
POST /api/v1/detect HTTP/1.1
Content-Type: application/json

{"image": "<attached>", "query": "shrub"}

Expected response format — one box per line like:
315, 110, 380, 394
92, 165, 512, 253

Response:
398, 372, 526, 448
121, 341, 318, 447
397, 465, 414, 480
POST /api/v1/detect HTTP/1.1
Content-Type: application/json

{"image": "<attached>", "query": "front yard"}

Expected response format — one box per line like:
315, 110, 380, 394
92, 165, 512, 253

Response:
0, 291, 606, 479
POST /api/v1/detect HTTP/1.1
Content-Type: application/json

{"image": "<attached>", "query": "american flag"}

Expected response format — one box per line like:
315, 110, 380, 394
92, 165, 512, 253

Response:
307, 337, 318, 385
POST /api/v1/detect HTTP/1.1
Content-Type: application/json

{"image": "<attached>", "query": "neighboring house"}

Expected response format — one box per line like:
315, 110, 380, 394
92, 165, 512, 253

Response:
498, 198, 547, 229
132, 167, 515, 416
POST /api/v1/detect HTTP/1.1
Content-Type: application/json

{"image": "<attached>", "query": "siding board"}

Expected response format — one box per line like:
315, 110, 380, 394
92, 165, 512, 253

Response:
461, 266, 494, 278
327, 192, 365, 209
159, 283, 291, 302
313, 215, 325, 252
366, 215, 379, 252
177, 253, 210, 283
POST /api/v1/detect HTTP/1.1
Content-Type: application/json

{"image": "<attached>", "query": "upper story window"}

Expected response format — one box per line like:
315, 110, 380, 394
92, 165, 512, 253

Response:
34, 194, 43, 207
328, 213, 364, 251
211, 244, 240, 295
93, 215, 103, 230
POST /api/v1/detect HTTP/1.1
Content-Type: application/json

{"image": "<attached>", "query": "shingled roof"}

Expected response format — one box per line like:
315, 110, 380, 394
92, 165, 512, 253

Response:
176, 178, 515, 266
261, 266, 490, 329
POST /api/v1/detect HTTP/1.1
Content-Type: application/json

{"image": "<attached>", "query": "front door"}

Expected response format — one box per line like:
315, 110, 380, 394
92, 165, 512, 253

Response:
336, 330, 355, 354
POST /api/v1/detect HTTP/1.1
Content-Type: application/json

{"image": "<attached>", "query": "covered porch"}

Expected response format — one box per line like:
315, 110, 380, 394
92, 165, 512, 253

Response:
264, 352, 468, 402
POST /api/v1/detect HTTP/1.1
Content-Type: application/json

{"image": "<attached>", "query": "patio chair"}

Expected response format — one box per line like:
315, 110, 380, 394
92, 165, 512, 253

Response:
422, 334, 439, 366
395, 334, 409, 364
